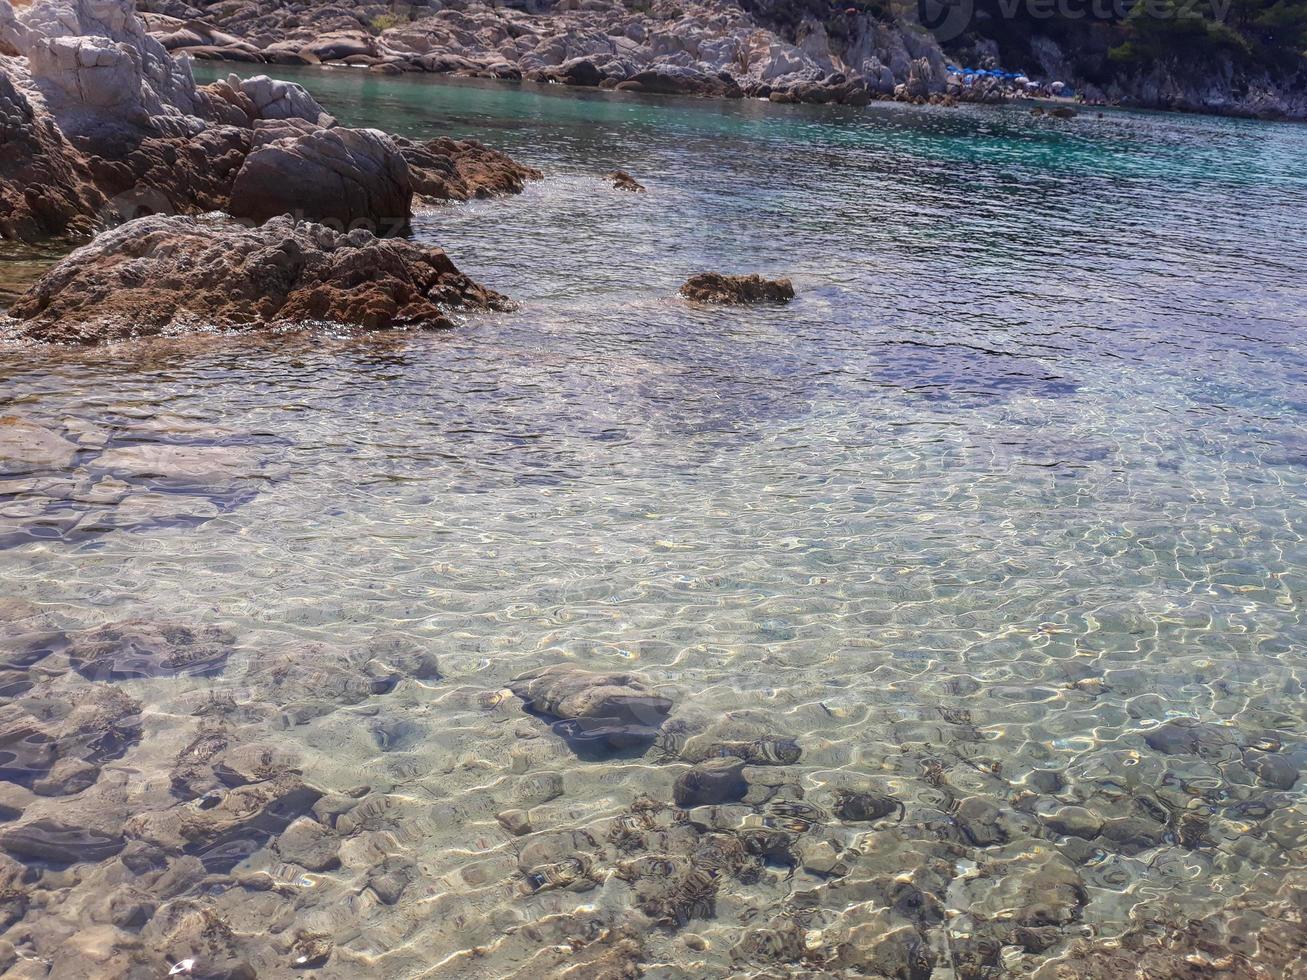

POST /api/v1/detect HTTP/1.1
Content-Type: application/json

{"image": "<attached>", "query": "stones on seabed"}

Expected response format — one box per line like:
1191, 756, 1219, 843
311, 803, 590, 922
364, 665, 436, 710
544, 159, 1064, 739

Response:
1244, 749, 1300, 790
832, 790, 902, 823
0, 418, 78, 476
290, 932, 333, 970
955, 796, 1008, 846
1040, 805, 1104, 840
0, 818, 126, 864
607, 170, 646, 192
1143, 719, 1239, 761
680, 273, 795, 304
508, 664, 673, 753
497, 809, 533, 836
0, 684, 142, 791
272, 816, 340, 871
681, 736, 801, 767
673, 757, 749, 807
64, 619, 236, 681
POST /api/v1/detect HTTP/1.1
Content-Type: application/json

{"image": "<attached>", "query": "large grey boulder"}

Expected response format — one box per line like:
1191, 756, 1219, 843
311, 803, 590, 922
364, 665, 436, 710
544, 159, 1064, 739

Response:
228, 122, 413, 232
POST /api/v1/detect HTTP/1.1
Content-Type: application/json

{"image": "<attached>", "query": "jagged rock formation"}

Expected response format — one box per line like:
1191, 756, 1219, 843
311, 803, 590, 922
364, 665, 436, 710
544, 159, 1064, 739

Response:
0, 68, 107, 240
0, 0, 540, 245
131, 0, 1307, 117
4, 213, 513, 343
132, 0, 958, 105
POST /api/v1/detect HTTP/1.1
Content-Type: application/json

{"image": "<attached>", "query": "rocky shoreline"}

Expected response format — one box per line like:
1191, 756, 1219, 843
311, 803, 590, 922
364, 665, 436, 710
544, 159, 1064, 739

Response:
131, 0, 1307, 119
135, 0, 954, 107
0, 0, 550, 341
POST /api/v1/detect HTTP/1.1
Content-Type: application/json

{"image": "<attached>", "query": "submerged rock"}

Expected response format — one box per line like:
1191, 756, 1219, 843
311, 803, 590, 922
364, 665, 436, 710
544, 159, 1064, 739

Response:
65, 619, 236, 681
1143, 719, 1240, 761
674, 758, 749, 807
0, 418, 78, 475
0, 684, 142, 791
126, 771, 323, 872
0, 818, 126, 864
5, 213, 512, 344
680, 273, 795, 304
508, 665, 673, 753
833, 790, 902, 823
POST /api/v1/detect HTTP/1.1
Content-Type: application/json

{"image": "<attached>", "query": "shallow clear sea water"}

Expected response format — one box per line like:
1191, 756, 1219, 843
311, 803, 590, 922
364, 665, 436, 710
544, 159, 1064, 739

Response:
1, 71, 1306, 977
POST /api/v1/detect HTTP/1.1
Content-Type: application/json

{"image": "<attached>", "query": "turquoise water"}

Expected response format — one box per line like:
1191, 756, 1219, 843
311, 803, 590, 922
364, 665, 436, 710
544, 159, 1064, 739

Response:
1, 71, 1306, 976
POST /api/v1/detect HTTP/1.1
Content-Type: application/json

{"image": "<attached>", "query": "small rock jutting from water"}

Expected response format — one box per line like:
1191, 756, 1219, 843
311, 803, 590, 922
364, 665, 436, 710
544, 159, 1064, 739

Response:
607, 170, 646, 193
4, 213, 513, 344
508, 664, 673, 753
680, 273, 796, 305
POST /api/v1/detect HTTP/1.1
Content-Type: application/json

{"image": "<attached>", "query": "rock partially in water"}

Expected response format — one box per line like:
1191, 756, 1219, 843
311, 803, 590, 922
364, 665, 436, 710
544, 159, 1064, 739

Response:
509, 664, 673, 753
680, 273, 795, 305
5, 213, 512, 344
0, 69, 108, 242
0, 817, 125, 864
607, 170, 646, 193
65, 619, 236, 681
397, 136, 542, 203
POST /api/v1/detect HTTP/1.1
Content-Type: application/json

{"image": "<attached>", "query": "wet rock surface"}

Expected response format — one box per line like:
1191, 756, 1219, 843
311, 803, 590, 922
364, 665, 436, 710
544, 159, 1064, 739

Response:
509, 664, 674, 753
65, 619, 236, 681
397, 136, 543, 204
607, 170, 646, 193
4, 213, 512, 344
681, 271, 796, 304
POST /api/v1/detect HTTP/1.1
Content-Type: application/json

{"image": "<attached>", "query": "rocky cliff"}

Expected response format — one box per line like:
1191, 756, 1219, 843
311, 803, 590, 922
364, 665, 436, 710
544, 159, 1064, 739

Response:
127, 0, 1307, 118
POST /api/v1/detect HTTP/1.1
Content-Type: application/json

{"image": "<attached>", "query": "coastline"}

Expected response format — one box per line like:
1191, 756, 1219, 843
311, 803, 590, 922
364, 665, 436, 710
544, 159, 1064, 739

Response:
134, 0, 1307, 122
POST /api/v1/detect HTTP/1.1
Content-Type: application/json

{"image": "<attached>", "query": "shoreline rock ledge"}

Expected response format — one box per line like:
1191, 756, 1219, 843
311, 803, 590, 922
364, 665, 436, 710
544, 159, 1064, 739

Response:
3, 213, 513, 344
0, 0, 542, 246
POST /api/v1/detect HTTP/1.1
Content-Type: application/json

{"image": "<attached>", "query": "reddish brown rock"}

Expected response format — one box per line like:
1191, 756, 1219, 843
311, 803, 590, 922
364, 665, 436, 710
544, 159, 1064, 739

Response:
5, 213, 512, 344
0, 70, 108, 241
607, 170, 645, 193
396, 136, 541, 203
680, 273, 795, 304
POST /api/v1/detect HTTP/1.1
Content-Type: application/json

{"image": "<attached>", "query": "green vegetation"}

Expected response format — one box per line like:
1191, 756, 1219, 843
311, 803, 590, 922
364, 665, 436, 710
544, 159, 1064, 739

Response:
369, 11, 406, 31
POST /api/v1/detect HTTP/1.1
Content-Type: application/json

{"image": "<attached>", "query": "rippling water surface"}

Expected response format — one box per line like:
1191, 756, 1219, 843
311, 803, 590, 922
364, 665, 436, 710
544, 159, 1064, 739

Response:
1, 72, 1306, 977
